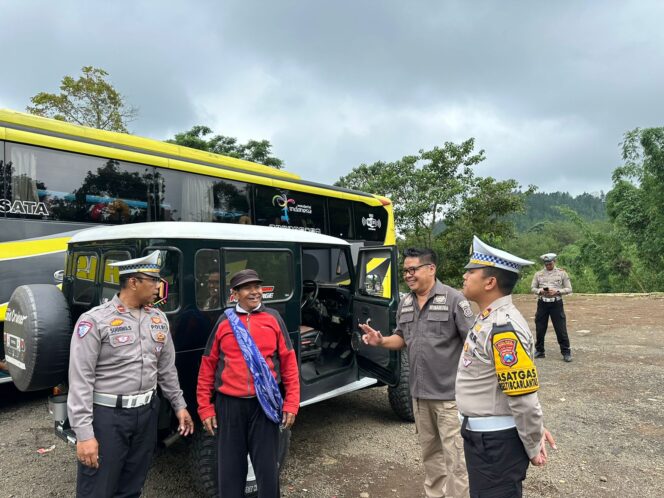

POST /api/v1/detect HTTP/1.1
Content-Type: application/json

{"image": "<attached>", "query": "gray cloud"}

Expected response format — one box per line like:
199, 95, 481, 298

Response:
2, 1, 663, 195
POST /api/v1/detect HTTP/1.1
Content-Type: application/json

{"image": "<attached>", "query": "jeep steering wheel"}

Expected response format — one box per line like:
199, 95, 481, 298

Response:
301, 279, 319, 309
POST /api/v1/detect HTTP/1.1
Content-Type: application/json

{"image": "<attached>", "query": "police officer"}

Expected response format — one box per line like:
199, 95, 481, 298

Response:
361, 247, 473, 498
67, 250, 194, 498
531, 253, 573, 362
456, 236, 556, 498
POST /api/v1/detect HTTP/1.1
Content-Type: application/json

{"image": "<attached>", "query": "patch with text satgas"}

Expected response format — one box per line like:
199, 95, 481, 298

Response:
492, 328, 539, 396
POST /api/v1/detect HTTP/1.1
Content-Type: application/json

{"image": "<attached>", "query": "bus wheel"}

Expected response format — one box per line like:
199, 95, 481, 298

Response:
190, 424, 291, 497
388, 350, 414, 422
4, 285, 72, 392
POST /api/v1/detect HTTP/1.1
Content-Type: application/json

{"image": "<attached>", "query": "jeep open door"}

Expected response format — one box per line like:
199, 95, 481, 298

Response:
352, 246, 401, 386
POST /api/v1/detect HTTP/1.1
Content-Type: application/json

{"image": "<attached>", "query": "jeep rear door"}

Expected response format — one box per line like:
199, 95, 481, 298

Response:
352, 246, 400, 386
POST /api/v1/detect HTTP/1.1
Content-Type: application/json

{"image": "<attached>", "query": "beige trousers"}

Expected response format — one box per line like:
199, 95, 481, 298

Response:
413, 398, 469, 498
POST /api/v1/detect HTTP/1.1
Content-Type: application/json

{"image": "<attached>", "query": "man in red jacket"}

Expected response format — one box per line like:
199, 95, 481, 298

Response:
197, 269, 300, 498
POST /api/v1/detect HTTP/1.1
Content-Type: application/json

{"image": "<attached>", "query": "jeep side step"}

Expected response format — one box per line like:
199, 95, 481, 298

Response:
299, 377, 377, 407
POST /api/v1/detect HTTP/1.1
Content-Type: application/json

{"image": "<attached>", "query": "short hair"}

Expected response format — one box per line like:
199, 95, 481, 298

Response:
403, 247, 437, 266
481, 266, 519, 295
119, 273, 138, 289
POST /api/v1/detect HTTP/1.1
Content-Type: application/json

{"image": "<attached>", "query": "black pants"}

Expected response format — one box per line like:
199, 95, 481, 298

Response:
76, 397, 160, 498
461, 419, 529, 498
216, 394, 280, 498
535, 299, 571, 355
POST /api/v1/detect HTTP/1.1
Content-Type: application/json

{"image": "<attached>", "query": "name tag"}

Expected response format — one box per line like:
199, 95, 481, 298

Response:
429, 304, 449, 312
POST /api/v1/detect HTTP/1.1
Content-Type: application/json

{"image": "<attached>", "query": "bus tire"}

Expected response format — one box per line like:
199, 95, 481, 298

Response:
190, 425, 291, 497
388, 350, 414, 422
4, 284, 72, 392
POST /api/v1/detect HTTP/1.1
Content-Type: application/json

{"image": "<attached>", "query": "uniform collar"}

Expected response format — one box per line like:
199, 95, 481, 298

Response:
409, 279, 446, 302
483, 295, 512, 315
112, 294, 132, 314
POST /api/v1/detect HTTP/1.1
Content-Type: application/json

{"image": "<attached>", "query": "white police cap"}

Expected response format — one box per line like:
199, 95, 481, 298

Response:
109, 250, 162, 276
465, 236, 534, 274
540, 253, 557, 263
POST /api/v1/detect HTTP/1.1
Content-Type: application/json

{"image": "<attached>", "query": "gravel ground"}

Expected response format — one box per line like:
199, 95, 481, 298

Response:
1, 294, 663, 497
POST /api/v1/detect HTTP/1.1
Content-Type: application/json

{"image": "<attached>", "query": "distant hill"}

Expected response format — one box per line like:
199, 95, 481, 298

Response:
512, 191, 607, 231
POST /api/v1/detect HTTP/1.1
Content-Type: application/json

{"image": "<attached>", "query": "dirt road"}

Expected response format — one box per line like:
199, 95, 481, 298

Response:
1, 294, 662, 497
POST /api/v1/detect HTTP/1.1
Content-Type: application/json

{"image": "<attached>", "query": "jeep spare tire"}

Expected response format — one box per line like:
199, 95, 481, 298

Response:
4, 284, 72, 391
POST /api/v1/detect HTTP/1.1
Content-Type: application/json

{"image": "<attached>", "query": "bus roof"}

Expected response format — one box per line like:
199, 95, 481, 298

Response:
0, 108, 391, 204
69, 222, 351, 246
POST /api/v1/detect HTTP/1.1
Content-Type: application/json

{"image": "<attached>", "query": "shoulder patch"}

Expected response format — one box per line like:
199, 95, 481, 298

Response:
458, 300, 473, 318
492, 329, 539, 396
77, 321, 93, 338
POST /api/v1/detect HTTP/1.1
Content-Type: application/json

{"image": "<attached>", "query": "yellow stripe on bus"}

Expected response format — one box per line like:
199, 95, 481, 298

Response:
365, 257, 387, 273
0, 237, 70, 261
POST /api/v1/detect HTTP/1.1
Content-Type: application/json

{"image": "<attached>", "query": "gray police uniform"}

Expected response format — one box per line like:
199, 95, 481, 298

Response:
456, 296, 544, 497
531, 266, 572, 356
395, 279, 474, 498
68, 294, 186, 497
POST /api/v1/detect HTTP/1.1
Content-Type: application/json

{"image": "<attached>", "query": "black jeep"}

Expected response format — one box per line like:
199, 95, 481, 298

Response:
3, 221, 412, 496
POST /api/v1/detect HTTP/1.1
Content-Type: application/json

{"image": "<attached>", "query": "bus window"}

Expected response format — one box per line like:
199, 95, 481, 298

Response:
196, 249, 221, 310
254, 185, 326, 234
353, 202, 388, 243
224, 250, 293, 305
72, 253, 98, 305
158, 169, 252, 224
2, 143, 152, 224
328, 199, 354, 239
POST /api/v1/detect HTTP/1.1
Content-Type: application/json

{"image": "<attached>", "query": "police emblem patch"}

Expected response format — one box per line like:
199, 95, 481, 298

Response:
156, 332, 166, 342
110, 319, 124, 326
151, 316, 161, 324
459, 300, 473, 318
77, 321, 92, 338
494, 337, 518, 367
433, 294, 447, 305
404, 295, 413, 306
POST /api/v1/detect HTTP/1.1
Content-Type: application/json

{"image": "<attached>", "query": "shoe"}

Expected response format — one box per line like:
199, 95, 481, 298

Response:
534, 351, 545, 359
563, 354, 572, 362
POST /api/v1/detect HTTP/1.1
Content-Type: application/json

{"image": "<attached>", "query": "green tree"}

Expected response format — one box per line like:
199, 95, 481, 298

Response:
168, 125, 284, 169
27, 66, 137, 133
336, 139, 485, 245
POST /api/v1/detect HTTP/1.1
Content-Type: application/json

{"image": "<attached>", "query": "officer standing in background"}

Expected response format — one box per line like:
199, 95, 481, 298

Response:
531, 253, 573, 362
68, 251, 194, 498
457, 236, 556, 498
361, 247, 473, 498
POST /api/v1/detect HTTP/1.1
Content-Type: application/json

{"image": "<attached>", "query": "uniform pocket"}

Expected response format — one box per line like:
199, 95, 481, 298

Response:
425, 311, 449, 337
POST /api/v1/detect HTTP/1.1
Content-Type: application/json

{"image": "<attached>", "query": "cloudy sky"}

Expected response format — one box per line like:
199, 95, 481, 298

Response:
2, 1, 663, 195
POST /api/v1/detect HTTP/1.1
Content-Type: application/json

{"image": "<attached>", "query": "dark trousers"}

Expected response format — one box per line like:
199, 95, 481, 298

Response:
461, 419, 530, 498
76, 397, 160, 498
535, 299, 571, 355
216, 394, 280, 498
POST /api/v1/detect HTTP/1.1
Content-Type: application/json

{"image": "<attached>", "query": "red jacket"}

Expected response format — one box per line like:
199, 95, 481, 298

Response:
196, 305, 300, 421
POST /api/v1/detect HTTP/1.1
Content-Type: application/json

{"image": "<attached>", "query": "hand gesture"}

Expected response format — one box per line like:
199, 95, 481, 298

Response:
530, 428, 557, 466
176, 408, 195, 436
76, 437, 100, 468
202, 415, 217, 436
359, 322, 384, 347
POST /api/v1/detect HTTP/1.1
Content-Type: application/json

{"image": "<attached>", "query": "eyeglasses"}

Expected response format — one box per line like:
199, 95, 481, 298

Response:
402, 263, 432, 276
135, 276, 161, 284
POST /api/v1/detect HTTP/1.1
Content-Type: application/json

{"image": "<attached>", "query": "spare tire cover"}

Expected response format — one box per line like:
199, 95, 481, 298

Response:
4, 284, 72, 391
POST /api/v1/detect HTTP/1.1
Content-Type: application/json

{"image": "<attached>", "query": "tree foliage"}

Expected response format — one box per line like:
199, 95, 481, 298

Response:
336, 139, 485, 246
168, 125, 284, 169
27, 66, 137, 133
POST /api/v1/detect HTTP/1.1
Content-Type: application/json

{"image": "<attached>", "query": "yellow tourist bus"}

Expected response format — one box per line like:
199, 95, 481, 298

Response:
0, 109, 396, 382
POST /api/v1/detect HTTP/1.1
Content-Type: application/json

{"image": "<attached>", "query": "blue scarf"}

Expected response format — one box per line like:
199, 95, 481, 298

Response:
224, 308, 283, 424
